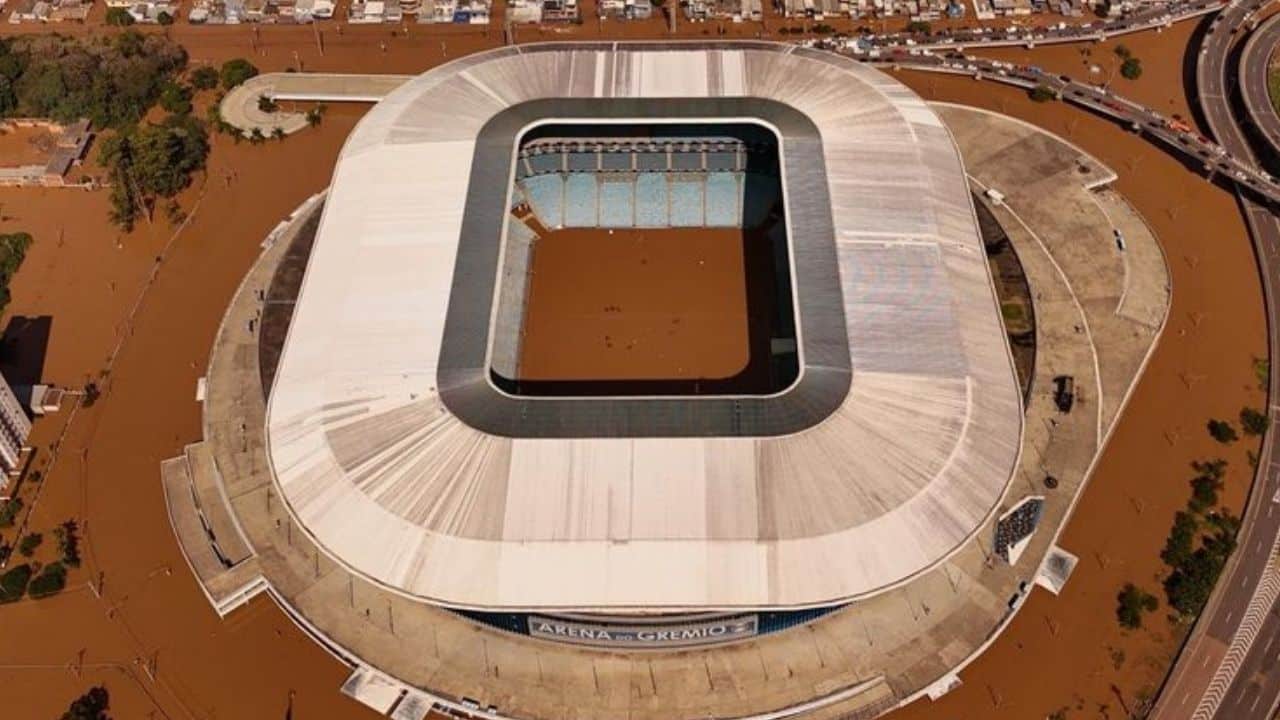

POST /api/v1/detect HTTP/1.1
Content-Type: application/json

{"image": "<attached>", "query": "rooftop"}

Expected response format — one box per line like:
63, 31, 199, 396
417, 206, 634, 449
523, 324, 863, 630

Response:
264, 42, 1023, 611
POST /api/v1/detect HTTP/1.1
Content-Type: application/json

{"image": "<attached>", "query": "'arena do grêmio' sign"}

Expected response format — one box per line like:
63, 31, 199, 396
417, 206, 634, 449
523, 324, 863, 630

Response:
527, 614, 759, 648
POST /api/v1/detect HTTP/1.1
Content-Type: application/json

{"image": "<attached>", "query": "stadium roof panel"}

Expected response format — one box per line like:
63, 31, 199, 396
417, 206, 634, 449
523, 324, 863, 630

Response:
265, 42, 1024, 611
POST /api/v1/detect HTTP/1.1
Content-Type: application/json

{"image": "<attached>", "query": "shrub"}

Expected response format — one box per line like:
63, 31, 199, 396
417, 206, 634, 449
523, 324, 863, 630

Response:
190, 66, 220, 91
60, 686, 110, 720
105, 6, 134, 25
1120, 56, 1143, 80
1029, 84, 1056, 103
1240, 407, 1269, 436
17, 532, 41, 557
0, 563, 31, 603
28, 561, 67, 599
1116, 583, 1158, 629
1207, 419, 1238, 444
220, 58, 260, 90
1113, 43, 1131, 58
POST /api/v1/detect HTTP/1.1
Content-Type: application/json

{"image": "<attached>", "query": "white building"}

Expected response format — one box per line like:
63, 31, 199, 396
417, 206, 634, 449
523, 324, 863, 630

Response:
0, 370, 31, 482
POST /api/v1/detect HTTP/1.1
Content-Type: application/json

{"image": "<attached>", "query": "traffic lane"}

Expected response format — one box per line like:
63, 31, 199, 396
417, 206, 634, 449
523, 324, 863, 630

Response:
1218, 605, 1280, 719
1240, 15, 1280, 147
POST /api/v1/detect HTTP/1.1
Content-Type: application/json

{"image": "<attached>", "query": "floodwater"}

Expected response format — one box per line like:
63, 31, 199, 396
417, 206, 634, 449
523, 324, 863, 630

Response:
0, 16, 1265, 720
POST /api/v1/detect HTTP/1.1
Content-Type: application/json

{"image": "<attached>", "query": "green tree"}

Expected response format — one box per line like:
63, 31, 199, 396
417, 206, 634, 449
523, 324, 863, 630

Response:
0, 496, 22, 528
220, 58, 259, 90
1207, 419, 1238, 444
0, 563, 31, 603
1120, 57, 1143, 80
59, 686, 110, 720
257, 94, 278, 113
905, 20, 931, 34
29, 561, 67, 599
1161, 510, 1198, 567
1240, 407, 1269, 436
1116, 583, 1158, 629
17, 532, 41, 557
105, 6, 135, 25
98, 114, 211, 230
159, 81, 193, 115
189, 66, 219, 91
157, 10, 174, 24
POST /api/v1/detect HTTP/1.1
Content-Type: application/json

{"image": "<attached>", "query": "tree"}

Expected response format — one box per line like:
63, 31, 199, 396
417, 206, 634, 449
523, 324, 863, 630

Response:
17, 532, 41, 557
305, 107, 323, 128
1116, 583, 1158, 629
1120, 56, 1143, 81
0, 496, 22, 528
0, 563, 31, 603
1240, 407, 1269, 436
98, 114, 211, 230
28, 561, 67, 599
53, 519, 82, 567
157, 10, 174, 24
1207, 419, 1238, 444
257, 95, 278, 113
220, 58, 260, 90
105, 6, 134, 25
1029, 84, 1056, 103
60, 686, 110, 720
1, 32, 187, 128
1113, 43, 1131, 59
1189, 475, 1222, 514
1161, 510, 1198, 567
272, 126, 286, 141
905, 20, 931, 34
189, 66, 220, 91
159, 81, 193, 115
249, 127, 266, 145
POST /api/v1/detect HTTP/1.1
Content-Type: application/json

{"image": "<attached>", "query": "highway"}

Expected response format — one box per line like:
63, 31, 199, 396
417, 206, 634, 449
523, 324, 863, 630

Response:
851, 0, 1226, 52
834, 48, 1280, 203
1149, 1, 1280, 718
1241, 11, 1280, 157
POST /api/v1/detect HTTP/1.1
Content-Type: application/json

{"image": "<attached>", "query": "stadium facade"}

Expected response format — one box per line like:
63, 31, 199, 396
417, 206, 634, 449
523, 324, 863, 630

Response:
263, 41, 1024, 618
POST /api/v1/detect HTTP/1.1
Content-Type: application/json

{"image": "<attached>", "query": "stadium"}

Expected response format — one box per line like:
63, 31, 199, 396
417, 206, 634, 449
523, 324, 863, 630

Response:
163, 39, 1172, 719
264, 41, 1022, 623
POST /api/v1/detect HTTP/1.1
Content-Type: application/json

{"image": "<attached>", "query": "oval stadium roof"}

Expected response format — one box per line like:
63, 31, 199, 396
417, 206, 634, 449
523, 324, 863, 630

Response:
265, 41, 1024, 611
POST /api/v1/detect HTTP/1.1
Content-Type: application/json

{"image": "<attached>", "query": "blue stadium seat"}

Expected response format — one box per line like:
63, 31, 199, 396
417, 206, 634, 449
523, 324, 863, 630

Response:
563, 173, 599, 227
704, 172, 740, 227
521, 174, 564, 229
527, 152, 561, 175
635, 174, 668, 227
599, 179, 635, 228
669, 178, 704, 227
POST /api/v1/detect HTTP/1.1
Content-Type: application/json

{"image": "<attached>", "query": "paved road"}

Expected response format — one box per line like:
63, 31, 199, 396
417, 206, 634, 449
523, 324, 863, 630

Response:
1240, 12, 1280, 157
849, 50, 1280, 202
1148, 2, 1280, 718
